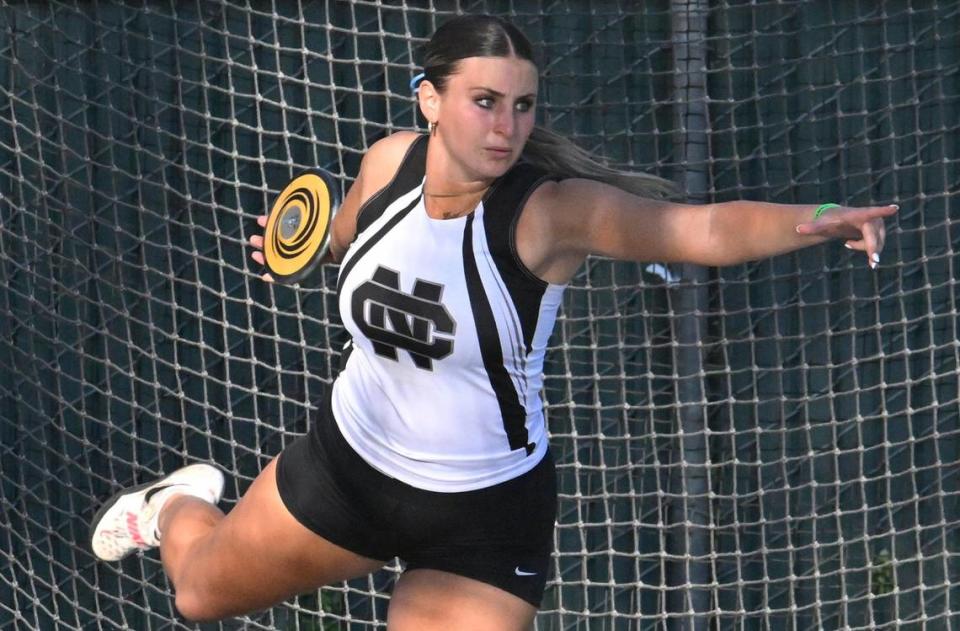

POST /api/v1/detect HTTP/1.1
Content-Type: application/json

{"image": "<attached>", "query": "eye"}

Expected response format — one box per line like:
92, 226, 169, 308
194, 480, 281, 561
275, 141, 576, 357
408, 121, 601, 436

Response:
515, 100, 534, 113
475, 97, 494, 109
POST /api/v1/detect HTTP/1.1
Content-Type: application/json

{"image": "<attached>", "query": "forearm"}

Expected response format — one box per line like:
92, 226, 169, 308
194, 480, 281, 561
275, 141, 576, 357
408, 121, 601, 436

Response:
705, 200, 840, 265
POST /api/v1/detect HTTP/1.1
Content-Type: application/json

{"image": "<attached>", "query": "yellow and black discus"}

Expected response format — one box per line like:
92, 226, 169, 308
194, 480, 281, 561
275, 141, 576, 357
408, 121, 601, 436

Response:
263, 170, 340, 285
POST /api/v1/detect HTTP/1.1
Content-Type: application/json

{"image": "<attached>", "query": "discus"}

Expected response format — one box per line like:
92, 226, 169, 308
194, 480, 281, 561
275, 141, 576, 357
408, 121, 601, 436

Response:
262, 170, 340, 285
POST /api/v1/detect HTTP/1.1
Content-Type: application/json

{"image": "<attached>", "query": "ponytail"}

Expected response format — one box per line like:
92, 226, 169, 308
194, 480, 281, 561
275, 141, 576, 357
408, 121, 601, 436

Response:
522, 125, 680, 200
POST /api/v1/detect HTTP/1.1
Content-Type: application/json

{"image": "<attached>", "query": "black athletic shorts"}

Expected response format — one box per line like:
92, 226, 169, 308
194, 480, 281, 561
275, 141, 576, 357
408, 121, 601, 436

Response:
275, 392, 557, 607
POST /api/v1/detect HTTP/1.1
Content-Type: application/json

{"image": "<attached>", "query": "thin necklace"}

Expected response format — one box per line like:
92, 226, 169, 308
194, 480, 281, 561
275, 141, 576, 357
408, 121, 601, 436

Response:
423, 186, 486, 218
423, 187, 487, 198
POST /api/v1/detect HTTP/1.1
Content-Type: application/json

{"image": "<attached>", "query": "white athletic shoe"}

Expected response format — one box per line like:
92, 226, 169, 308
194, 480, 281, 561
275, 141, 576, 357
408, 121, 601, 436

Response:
90, 463, 225, 561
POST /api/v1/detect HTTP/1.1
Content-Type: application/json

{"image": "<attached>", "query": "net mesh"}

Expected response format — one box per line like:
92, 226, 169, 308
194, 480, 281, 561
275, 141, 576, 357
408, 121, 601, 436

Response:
1, 1, 958, 629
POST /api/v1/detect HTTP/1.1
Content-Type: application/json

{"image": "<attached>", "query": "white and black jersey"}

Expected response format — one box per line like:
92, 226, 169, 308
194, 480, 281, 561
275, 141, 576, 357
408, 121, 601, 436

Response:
333, 135, 565, 492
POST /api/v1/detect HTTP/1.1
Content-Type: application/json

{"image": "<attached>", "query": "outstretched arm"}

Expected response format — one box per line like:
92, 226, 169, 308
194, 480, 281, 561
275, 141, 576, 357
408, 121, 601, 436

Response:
518, 178, 898, 284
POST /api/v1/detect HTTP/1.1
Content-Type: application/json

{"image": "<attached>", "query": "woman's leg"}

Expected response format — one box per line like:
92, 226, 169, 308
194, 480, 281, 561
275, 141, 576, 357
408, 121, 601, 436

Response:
386, 569, 537, 631
157, 458, 384, 622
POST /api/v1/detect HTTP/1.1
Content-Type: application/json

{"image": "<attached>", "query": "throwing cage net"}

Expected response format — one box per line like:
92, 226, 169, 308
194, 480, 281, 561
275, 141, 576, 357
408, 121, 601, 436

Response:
1, 1, 958, 629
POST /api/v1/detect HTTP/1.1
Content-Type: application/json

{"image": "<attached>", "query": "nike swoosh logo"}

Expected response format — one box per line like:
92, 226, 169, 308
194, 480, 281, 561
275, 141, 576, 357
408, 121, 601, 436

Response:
143, 484, 175, 504
514, 567, 537, 576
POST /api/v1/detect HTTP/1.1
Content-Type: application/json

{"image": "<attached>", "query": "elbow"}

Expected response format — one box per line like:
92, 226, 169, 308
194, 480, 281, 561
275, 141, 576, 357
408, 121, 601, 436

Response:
175, 592, 218, 623
175, 588, 239, 623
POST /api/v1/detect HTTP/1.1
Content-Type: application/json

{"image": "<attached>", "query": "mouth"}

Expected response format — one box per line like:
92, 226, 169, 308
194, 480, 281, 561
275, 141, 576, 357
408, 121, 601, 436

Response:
485, 147, 513, 158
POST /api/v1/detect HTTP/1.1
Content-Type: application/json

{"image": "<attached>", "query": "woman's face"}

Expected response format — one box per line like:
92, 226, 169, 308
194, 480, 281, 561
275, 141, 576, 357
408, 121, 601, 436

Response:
425, 55, 538, 182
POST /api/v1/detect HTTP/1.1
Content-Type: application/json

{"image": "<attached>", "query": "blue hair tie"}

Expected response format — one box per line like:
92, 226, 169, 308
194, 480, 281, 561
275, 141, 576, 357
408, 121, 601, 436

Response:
409, 72, 425, 94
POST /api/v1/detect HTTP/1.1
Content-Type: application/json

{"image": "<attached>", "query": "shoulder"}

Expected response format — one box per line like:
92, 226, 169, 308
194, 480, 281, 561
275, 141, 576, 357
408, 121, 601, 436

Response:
525, 177, 663, 237
517, 177, 660, 284
514, 178, 602, 284
526, 177, 614, 209
523, 178, 612, 242
364, 131, 423, 164
329, 132, 425, 261
357, 132, 423, 189
362, 132, 424, 173
484, 161, 556, 213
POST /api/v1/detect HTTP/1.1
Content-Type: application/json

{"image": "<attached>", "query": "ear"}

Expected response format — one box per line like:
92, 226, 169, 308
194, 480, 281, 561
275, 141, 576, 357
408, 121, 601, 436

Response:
417, 80, 440, 126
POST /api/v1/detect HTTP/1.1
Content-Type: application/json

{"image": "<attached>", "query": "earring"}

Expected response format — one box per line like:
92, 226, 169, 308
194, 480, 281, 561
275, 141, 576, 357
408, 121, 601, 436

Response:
428, 121, 437, 135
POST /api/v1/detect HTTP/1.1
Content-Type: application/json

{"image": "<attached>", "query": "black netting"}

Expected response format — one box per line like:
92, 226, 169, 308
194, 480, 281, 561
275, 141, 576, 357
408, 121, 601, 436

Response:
1, 1, 958, 629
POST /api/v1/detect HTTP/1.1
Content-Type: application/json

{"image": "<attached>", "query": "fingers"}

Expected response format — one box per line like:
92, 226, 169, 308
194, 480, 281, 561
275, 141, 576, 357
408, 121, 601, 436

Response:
795, 218, 837, 235
844, 240, 865, 252
249, 215, 275, 283
252, 259, 275, 283
250, 215, 268, 252
844, 219, 888, 269
875, 217, 887, 256
861, 221, 880, 269
798, 204, 897, 270
250, 248, 275, 283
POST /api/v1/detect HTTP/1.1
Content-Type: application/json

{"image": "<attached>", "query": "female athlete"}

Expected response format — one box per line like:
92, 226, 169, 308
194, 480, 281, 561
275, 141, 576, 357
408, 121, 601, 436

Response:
91, 13, 896, 630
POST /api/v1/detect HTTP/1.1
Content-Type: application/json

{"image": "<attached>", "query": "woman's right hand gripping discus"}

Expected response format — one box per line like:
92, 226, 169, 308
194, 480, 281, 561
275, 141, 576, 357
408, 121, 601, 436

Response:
250, 170, 341, 285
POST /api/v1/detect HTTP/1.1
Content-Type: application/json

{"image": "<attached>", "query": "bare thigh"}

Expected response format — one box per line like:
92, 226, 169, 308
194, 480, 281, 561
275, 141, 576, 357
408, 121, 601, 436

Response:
165, 458, 384, 621
386, 569, 537, 631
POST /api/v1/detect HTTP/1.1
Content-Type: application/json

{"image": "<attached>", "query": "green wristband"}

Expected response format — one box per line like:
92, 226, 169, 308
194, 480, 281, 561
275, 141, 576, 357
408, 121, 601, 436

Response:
814, 203, 841, 219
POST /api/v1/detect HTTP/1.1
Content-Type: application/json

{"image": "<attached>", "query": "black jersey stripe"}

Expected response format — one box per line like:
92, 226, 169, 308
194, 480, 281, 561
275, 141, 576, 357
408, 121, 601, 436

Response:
340, 135, 428, 292
476, 217, 529, 398
355, 134, 429, 234
337, 193, 422, 295
481, 163, 557, 354
463, 214, 534, 455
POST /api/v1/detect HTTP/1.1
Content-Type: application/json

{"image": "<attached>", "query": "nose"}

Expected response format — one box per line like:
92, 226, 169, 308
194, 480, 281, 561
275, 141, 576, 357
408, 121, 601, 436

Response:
493, 106, 515, 138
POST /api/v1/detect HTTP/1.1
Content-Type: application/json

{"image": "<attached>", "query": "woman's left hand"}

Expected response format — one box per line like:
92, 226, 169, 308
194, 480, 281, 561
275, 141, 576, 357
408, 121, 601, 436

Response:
795, 204, 898, 269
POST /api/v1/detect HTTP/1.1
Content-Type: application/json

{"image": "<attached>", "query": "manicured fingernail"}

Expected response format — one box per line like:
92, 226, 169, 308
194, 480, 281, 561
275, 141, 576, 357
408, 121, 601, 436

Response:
844, 243, 853, 249
872, 253, 880, 264
890, 204, 899, 210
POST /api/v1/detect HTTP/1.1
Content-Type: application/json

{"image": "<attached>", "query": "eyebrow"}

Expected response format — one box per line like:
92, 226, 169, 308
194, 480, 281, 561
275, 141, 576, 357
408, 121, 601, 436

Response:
470, 86, 537, 99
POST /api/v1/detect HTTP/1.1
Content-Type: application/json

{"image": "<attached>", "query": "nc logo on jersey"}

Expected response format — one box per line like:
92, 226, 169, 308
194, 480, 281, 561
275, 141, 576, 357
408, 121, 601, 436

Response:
352, 266, 456, 370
